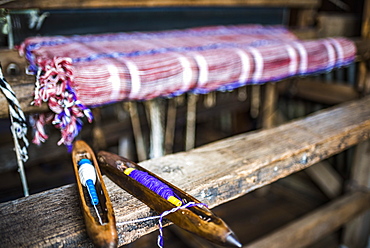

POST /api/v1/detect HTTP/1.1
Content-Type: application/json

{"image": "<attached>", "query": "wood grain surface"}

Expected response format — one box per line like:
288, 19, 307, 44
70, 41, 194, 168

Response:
0, 96, 370, 247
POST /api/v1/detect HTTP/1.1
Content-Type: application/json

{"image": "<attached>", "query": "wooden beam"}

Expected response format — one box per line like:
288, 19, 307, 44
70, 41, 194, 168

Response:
244, 191, 370, 248
1, 0, 320, 9
304, 161, 342, 199
278, 78, 360, 105
0, 96, 370, 247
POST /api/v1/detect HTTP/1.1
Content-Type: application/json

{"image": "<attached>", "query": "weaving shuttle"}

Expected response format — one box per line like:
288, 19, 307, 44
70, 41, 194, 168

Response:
72, 140, 118, 248
97, 151, 242, 247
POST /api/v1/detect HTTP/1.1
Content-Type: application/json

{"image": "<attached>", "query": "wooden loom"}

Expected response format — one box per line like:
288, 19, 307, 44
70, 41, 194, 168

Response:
0, 0, 370, 247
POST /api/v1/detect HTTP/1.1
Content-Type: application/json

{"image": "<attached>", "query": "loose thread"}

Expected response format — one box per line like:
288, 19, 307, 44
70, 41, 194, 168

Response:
116, 202, 207, 248
87, 188, 103, 225
30, 58, 93, 148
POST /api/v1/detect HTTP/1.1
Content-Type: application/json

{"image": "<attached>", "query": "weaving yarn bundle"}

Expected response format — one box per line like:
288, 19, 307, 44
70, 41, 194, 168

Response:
19, 25, 356, 147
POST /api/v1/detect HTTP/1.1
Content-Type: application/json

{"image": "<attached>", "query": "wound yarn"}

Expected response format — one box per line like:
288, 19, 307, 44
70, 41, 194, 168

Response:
78, 158, 99, 205
124, 168, 182, 207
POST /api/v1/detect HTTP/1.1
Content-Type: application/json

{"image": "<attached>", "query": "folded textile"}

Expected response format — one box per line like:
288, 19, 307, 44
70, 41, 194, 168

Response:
19, 24, 356, 147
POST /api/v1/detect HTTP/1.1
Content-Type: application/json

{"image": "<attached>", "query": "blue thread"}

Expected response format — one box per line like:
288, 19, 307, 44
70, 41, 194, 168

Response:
86, 179, 99, 205
127, 169, 181, 204
78, 158, 90, 166
78, 159, 99, 206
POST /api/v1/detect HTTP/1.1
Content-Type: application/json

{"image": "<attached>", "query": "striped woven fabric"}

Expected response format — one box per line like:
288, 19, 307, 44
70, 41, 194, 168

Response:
19, 25, 356, 147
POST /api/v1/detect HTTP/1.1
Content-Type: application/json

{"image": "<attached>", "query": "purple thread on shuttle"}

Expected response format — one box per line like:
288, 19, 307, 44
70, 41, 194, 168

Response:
127, 169, 181, 203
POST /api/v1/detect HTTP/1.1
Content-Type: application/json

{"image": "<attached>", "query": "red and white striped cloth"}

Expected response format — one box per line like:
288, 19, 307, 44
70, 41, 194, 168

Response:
19, 24, 356, 147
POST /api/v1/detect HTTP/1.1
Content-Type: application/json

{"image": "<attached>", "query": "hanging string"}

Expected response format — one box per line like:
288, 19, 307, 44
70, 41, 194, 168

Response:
116, 202, 207, 248
0, 65, 30, 196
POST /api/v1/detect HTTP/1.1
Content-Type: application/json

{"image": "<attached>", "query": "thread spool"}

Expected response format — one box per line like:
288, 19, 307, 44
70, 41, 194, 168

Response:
78, 158, 99, 205
124, 168, 182, 207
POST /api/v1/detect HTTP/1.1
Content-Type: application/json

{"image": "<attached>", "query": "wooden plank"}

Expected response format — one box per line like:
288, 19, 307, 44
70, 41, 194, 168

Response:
342, 140, 370, 248
1, 0, 320, 9
278, 78, 360, 105
0, 77, 49, 116
305, 161, 342, 199
0, 96, 370, 247
244, 191, 370, 248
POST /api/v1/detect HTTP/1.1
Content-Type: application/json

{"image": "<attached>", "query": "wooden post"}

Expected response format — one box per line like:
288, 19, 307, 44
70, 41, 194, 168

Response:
164, 98, 177, 155
92, 108, 107, 150
362, 0, 370, 39
185, 94, 198, 151
358, 0, 370, 94
127, 102, 147, 161
250, 85, 261, 119
262, 83, 277, 129
342, 140, 370, 248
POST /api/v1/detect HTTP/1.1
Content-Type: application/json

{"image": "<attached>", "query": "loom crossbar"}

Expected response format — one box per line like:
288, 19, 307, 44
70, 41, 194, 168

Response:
0, 96, 369, 247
